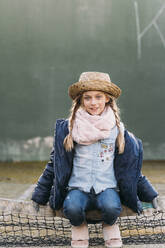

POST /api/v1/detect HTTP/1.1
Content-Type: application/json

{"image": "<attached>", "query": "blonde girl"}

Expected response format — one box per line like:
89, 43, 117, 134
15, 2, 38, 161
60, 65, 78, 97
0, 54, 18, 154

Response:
32, 72, 158, 248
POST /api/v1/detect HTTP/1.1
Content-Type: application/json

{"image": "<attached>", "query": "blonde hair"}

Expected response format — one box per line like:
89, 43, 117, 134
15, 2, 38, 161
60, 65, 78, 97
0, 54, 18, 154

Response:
63, 95, 81, 151
63, 92, 125, 154
105, 94, 125, 154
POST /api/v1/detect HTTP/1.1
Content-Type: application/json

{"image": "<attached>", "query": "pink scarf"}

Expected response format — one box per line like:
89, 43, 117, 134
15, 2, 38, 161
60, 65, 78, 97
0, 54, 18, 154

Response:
71, 106, 116, 145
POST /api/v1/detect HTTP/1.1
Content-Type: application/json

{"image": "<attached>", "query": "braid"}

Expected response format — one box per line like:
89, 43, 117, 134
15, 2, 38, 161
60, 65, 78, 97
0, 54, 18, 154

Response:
109, 99, 120, 129
107, 96, 125, 154
63, 96, 81, 151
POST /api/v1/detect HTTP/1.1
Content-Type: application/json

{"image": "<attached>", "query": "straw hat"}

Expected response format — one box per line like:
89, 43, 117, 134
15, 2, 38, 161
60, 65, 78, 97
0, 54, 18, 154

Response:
68, 71, 121, 100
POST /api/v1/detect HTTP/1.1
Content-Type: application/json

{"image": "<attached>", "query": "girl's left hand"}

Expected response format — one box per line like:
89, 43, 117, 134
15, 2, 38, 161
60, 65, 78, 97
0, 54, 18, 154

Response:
152, 197, 158, 209
32, 201, 40, 212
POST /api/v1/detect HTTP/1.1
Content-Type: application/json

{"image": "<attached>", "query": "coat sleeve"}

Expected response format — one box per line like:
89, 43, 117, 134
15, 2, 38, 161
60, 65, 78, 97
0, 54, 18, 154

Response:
137, 174, 158, 202
114, 130, 143, 214
31, 148, 54, 205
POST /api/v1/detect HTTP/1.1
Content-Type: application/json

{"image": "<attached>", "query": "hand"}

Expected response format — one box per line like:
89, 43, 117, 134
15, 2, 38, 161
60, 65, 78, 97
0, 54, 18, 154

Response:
33, 201, 40, 212
152, 197, 158, 209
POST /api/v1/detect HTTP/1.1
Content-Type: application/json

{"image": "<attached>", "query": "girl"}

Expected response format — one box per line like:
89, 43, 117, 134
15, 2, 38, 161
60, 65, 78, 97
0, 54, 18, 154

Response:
32, 72, 158, 248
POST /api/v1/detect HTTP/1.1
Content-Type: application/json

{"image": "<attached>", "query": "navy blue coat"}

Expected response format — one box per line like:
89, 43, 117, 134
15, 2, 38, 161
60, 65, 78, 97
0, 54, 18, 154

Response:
32, 119, 158, 215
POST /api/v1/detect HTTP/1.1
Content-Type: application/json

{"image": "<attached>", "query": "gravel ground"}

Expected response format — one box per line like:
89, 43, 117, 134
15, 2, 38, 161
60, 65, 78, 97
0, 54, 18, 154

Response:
0, 245, 165, 248
0, 160, 164, 199
0, 161, 164, 247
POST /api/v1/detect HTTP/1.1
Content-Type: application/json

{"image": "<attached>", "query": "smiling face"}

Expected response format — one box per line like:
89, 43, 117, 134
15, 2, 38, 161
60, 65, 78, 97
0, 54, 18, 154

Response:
82, 91, 109, 115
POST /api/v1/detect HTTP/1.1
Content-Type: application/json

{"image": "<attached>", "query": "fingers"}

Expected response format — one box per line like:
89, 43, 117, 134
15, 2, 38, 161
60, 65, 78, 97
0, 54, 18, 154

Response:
33, 201, 40, 212
152, 197, 158, 209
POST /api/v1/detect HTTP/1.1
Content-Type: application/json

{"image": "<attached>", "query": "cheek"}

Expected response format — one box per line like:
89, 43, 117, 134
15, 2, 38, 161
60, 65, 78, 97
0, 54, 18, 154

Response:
82, 100, 88, 108
100, 100, 106, 106
100, 102, 107, 111
101, 103, 106, 109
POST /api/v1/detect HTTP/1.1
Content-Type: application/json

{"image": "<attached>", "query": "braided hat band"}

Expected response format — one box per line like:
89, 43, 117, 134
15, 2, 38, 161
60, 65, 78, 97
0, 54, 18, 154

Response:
68, 72, 121, 100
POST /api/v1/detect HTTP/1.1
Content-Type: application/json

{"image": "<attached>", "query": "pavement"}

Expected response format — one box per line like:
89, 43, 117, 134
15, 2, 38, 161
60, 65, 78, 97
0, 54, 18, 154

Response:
0, 161, 164, 247
0, 245, 165, 248
0, 160, 165, 200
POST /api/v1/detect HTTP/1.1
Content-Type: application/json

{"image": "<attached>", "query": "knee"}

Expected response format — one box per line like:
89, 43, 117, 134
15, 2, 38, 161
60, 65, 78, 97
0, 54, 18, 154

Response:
63, 202, 82, 217
103, 203, 122, 218
63, 200, 85, 226
101, 205, 122, 225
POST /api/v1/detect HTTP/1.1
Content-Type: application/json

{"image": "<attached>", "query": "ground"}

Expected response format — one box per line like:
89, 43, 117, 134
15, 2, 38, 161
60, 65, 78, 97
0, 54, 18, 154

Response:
0, 160, 164, 199
0, 161, 164, 247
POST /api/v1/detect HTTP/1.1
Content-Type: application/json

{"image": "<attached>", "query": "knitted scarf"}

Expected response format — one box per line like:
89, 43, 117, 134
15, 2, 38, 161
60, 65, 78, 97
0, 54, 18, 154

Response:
71, 106, 116, 145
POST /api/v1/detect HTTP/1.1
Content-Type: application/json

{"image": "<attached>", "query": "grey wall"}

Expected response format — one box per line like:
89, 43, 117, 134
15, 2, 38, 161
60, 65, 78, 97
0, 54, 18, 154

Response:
0, 0, 165, 161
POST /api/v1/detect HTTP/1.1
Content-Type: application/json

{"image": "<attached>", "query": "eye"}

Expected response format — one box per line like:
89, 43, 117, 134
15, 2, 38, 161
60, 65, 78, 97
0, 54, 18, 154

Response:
96, 95, 102, 99
84, 96, 90, 100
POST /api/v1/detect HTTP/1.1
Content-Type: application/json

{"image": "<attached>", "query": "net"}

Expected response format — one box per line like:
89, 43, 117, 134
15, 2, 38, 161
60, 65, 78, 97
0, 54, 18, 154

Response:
0, 197, 165, 246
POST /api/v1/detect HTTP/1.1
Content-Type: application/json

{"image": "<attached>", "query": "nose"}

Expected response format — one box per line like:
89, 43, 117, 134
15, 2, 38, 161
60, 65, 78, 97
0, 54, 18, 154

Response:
91, 98, 96, 105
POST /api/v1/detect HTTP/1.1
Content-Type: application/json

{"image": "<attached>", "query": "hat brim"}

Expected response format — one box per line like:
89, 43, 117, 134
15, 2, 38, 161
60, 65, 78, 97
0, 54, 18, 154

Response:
68, 80, 121, 100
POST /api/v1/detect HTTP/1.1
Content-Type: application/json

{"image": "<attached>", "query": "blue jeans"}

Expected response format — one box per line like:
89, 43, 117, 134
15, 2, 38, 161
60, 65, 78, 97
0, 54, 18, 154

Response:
63, 188, 122, 226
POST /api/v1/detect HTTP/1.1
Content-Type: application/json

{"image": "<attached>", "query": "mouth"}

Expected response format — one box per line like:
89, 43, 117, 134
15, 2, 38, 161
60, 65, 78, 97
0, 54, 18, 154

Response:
90, 108, 98, 111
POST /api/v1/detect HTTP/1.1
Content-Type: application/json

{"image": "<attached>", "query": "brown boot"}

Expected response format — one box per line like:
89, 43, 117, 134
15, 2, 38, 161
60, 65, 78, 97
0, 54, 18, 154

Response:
71, 222, 89, 248
103, 223, 122, 248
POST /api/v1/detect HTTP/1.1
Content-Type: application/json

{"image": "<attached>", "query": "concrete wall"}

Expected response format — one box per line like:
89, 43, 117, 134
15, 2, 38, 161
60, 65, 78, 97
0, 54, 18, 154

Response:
0, 0, 165, 161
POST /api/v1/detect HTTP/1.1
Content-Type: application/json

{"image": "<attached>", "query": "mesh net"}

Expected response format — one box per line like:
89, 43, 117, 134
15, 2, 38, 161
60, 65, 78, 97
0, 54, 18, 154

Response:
0, 198, 165, 246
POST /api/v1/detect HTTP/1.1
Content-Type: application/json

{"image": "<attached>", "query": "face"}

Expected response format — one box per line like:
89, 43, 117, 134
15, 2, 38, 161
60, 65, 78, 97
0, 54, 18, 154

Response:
82, 91, 109, 115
